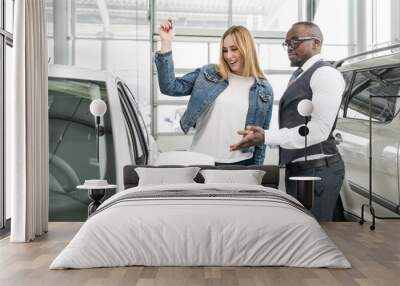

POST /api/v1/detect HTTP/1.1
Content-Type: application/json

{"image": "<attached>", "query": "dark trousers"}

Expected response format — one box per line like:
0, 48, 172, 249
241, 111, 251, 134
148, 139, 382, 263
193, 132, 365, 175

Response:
285, 159, 345, 222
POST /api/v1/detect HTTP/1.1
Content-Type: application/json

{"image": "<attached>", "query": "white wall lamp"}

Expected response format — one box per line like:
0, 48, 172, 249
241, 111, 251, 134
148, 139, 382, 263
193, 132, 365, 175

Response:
289, 99, 321, 210
297, 98, 314, 160
89, 99, 107, 163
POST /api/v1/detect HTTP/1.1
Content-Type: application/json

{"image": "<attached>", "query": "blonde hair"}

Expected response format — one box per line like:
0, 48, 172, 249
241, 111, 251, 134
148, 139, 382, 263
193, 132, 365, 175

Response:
216, 26, 265, 80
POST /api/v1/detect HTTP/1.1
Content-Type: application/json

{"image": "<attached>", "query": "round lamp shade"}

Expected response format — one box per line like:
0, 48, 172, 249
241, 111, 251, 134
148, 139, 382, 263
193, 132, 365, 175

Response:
89, 99, 107, 116
297, 99, 314, 117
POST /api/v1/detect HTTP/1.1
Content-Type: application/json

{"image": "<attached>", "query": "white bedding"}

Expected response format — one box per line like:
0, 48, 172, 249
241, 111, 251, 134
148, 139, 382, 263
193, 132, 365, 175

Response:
50, 183, 351, 269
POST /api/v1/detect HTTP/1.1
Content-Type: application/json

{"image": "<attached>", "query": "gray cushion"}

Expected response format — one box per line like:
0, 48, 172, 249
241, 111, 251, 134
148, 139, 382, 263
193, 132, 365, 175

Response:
123, 164, 280, 189
200, 169, 266, 185
135, 167, 201, 186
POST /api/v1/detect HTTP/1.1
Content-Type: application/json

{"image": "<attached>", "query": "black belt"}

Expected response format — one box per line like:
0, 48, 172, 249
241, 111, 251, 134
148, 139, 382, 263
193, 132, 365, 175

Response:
286, 153, 342, 169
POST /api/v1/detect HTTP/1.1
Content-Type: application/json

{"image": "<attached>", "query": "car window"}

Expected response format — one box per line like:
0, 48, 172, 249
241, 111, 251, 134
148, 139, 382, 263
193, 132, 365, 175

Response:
122, 83, 149, 146
48, 77, 116, 221
118, 85, 141, 161
117, 82, 148, 165
339, 71, 354, 118
345, 67, 400, 123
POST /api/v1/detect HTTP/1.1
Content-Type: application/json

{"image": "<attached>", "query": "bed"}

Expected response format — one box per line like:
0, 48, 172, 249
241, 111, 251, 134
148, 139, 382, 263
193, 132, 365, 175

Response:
50, 165, 351, 269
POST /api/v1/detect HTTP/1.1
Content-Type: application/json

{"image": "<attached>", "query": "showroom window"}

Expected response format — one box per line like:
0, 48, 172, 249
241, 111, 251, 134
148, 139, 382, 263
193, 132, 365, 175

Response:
46, 1, 400, 163
152, 0, 302, 142
151, 0, 363, 153
46, 0, 150, 112
1, 0, 14, 231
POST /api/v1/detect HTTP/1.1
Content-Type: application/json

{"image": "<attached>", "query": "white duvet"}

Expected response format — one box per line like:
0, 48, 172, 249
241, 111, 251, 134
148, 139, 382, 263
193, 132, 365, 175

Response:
50, 183, 351, 269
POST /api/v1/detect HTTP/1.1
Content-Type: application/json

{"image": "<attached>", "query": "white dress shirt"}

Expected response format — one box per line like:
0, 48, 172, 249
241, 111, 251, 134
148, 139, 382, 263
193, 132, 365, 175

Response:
265, 54, 345, 161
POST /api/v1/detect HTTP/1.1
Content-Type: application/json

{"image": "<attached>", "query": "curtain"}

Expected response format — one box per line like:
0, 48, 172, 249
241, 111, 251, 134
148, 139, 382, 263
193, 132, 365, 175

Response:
7, 0, 49, 242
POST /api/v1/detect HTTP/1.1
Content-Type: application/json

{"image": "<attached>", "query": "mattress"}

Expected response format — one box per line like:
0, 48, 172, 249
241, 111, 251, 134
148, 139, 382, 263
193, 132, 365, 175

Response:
50, 183, 351, 269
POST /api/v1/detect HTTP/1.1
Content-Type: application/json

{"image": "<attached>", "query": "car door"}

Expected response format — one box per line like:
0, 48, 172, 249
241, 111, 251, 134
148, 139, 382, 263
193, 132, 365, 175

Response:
48, 77, 116, 221
336, 66, 400, 212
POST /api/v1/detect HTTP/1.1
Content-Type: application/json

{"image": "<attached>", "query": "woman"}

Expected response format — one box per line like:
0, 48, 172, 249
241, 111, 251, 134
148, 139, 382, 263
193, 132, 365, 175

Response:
155, 20, 273, 165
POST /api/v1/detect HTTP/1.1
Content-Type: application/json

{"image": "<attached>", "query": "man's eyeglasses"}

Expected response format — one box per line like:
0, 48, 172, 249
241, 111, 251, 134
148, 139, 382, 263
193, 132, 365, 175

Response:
282, 37, 320, 50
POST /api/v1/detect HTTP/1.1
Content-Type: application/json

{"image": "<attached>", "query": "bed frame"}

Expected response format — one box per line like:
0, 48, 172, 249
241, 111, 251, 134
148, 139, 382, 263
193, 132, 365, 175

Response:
123, 165, 280, 190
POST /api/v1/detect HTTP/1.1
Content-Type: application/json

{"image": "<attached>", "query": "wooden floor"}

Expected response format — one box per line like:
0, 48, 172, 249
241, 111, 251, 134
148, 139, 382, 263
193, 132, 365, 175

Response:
0, 222, 399, 286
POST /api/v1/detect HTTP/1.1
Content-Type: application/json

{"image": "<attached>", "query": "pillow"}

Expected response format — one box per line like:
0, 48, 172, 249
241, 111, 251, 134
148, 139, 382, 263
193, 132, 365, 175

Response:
200, 169, 266, 185
135, 167, 201, 186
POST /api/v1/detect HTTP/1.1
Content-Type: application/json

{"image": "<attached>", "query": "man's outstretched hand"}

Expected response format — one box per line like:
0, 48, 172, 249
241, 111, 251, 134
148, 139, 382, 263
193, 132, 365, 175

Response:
230, 126, 265, 151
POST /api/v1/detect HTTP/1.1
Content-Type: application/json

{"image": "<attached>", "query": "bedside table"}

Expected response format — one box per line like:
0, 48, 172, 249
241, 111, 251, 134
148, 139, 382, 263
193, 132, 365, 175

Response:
77, 184, 117, 216
289, 176, 321, 210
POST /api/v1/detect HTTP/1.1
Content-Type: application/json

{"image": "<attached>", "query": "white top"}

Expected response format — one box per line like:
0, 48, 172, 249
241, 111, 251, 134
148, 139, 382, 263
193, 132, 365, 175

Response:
190, 73, 254, 163
154, 151, 215, 166
265, 54, 345, 162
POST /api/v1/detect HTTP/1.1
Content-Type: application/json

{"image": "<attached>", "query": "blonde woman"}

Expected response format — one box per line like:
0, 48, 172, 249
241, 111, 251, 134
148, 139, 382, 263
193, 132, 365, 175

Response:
155, 20, 273, 165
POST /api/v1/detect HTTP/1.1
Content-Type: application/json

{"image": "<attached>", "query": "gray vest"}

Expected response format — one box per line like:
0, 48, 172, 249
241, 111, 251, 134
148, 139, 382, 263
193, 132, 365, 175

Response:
279, 60, 339, 165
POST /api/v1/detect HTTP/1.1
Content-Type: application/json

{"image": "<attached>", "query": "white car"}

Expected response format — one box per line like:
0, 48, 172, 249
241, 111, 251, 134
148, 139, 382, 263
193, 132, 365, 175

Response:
48, 65, 213, 221
334, 46, 400, 221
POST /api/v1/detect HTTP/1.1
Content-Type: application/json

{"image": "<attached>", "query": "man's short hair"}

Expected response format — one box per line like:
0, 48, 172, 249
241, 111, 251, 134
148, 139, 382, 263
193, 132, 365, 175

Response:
292, 21, 324, 44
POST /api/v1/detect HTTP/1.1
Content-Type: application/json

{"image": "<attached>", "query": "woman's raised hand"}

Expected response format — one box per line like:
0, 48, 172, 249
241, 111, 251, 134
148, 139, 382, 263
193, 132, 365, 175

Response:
159, 19, 174, 43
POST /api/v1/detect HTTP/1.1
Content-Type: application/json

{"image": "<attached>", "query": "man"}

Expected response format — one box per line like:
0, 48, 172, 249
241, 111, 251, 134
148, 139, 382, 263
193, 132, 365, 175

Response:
230, 22, 345, 221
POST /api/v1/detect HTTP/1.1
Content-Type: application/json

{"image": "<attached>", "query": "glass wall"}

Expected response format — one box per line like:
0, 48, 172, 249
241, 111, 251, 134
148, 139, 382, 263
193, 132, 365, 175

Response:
313, 0, 353, 61
315, 0, 399, 53
5, 44, 11, 221
1, 0, 14, 229
153, 0, 399, 143
47, 0, 400, 165
366, 0, 391, 49
154, 0, 229, 32
152, 0, 302, 143
232, 0, 299, 33
46, 0, 151, 122
5, 0, 12, 32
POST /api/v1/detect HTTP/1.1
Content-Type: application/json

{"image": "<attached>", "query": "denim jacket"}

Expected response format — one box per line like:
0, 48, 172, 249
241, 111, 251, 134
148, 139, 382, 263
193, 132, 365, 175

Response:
154, 51, 274, 165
